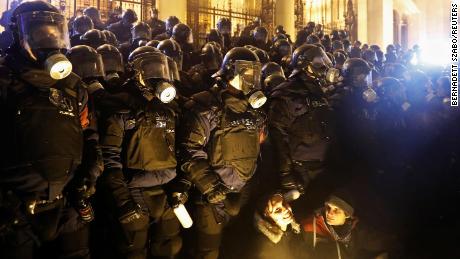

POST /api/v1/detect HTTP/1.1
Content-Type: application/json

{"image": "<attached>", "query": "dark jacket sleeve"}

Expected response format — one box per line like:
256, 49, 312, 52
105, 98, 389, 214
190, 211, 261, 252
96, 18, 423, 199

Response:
268, 97, 296, 173
99, 112, 132, 206
79, 87, 104, 185
179, 108, 221, 194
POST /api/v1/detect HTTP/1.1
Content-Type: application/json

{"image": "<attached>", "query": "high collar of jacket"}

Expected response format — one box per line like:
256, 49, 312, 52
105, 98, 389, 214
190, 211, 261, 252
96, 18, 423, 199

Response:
221, 89, 249, 113
282, 71, 325, 97
302, 210, 358, 242
5, 47, 58, 88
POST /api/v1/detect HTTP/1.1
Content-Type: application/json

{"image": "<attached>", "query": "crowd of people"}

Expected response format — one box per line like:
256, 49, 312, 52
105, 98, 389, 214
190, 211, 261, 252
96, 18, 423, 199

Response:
0, 1, 458, 259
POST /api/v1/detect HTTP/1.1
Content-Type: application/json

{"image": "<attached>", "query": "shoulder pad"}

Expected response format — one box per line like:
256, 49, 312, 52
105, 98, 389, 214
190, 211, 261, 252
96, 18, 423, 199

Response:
186, 90, 220, 111
164, 99, 181, 115
269, 81, 293, 99
57, 72, 82, 90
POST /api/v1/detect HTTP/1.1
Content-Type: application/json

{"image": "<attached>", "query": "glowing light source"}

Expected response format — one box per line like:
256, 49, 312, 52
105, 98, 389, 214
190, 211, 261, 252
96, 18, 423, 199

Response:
418, 38, 450, 66
395, 0, 420, 15
173, 204, 193, 228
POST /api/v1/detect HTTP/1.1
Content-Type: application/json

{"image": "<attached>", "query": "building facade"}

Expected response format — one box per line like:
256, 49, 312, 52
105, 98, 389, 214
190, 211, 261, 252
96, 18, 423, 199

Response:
1, 0, 451, 56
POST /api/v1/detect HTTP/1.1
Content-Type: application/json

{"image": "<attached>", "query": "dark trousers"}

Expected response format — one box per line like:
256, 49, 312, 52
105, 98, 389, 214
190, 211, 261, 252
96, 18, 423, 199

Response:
191, 188, 251, 259
102, 188, 182, 259
0, 198, 90, 259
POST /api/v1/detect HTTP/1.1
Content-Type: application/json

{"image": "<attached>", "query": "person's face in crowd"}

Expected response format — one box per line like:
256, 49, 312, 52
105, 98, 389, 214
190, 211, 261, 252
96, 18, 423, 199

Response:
151, 9, 158, 20
265, 195, 294, 230
325, 202, 349, 226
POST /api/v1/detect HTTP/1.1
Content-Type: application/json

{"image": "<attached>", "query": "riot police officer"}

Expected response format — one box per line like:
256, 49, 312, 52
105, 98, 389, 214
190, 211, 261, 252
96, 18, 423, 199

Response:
206, 29, 224, 50
273, 25, 292, 43
157, 38, 198, 99
67, 45, 124, 114
216, 17, 232, 52
146, 7, 166, 38
333, 51, 347, 70
158, 39, 183, 69
171, 23, 196, 71
304, 21, 316, 36
97, 44, 125, 92
248, 46, 270, 65
107, 9, 138, 44
70, 15, 94, 46
188, 42, 223, 94
269, 38, 292, 64
101, 30, 118, 47
179, 47, 267, 259
154, 15, 180, 41
330, 58, 377, 144
0, 2, 102, 257
99, 46, 182, 258
363, 49, 381, 80
306, 34, 320, 45
269, 44, 337, 196
80, 28, 108, 49
261, 62, 286, 95
238, 18, 262, 47
83, 6, 105, 30
252, 26, 270, 51
119, 22, 152, 61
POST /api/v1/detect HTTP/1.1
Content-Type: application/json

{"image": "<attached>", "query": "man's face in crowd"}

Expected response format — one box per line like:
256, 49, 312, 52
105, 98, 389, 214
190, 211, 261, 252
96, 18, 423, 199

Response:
325, 202, 348, 226
151, 9, 158, 20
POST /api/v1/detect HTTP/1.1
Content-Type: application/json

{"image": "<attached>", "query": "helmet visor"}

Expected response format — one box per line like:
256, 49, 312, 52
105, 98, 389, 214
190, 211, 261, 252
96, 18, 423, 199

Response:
71, 53, 105, 79
132, 28, 152, 41
354, 72, 373, 88
167, 57, 180, 82
278, 44, 292, 57
100, 52, 124, 74
135, 52, 170, 81
311, 49, 333, 68
17, 11, 70, 56
254, 31, 267, 43
229, 60, 262, 94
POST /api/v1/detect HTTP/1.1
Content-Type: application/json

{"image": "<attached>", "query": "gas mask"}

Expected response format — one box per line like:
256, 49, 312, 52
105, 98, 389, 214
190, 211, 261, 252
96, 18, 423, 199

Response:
139, 75, 176, 103
263, 66, 286, 93
305, 53, 334, 80
17, 11, 72, 79
86, 80, 105, 94
104, 72, 123, 88
263, 74, 285, 92
135, 52, 176, 103
43, 52, 73, 80
362, 87, 377, 103
325, 67, 342, 84
228, 60, 267, 109
105, 72, 120, 82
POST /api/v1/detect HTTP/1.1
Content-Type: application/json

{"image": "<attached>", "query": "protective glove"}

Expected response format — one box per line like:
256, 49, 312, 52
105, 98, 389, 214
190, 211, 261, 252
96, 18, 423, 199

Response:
118, 200, 145, 224
279, 171, 305, 195
83, 139, 104, 186
204, 182, 232, 204
166, 177, 191, 206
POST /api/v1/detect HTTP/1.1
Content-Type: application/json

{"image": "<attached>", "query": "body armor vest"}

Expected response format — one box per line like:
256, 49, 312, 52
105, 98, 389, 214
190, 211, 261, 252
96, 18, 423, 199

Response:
209, 108, 262, 181
2, 74, 84, 183
123, 100, 177, 171
285, 93, 335, 162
